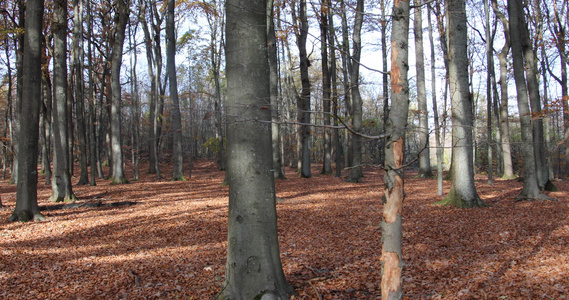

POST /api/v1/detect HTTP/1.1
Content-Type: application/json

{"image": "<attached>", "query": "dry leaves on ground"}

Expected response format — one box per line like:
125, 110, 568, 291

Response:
1, 161, 568, 299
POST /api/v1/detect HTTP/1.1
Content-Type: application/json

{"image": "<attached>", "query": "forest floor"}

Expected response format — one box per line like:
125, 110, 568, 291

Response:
1, 160, 568, 299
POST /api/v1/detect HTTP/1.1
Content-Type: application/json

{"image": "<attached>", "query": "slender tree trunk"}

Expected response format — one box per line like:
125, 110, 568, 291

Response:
87, 0, 97, 186
437, 0, 485, 208
492, 0, 516, 179
346, 0, 364, 183
381, 0, 389, 166
109, 0, 129, 184
41, 69, 52, 185
382, 1, 410, 297
9, 0, 45, 222
414, 0, 432, 178
320, 0, 332, 175
296, 0, 311, 178
427, 4, 443, 195
166, 0, 184, 180
485, 0, 494, 185
52, 0, 77, 202
340, 0, 351, 177
329, 6, 342, 178
223, 0, 294, 297
507, 0, 550, 200
73, 0, 89, 185
10, 0, 25, 185
267, 0, 286, 179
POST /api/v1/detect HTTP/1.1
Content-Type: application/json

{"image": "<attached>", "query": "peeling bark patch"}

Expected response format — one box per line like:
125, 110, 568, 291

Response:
381, 252, 402, 299
391, 41, 402, 94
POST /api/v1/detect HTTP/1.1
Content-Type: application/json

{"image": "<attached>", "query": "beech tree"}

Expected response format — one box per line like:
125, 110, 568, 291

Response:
166, 0, 184, 181
382, 0, 410, 297
109, 0, 129, 184
436, 0, 485, 208
414, 0, 433, 178
51, 0, 77, 202
9, 0, 45, 222
222, 0, 294, 297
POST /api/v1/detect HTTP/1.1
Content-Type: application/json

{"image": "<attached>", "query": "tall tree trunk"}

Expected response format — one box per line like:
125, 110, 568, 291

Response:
492, 0, 516, 179
340, 0, 351, 177
329, 5, 342, 178
51, 0, 77, 202
427, 4, 443, 195
267, 0, 286, 179
507, 0, 550, 200
10, 0, 25, 185
437, 0, 485, 208
485, 0, 494, 185
9, 0, 45, 222
87, 0, 97, 186
382, 1, 410, 297
73, 0, 89, 185
128, 16, 140, 181
109, 0, 129, 184
41, 68, 52, 185
166, 0, 184, 180
380, 0, 389, 166
518, 0, 551, 190
223, 0, 294, 297
414, 0, 432, 178
295, 0, 311, 178
320, 0, 332, 175
346, 0, 364, 183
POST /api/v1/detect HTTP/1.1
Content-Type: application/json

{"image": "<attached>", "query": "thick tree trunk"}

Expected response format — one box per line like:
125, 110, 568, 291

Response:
166, 0, 184, 181
346, 0, 364, 183
223, 0, 294, 297
414, 0, 432, 178
507, 0, 550, 200
9, 0, 45, 222
109, 0, 129, 184
382, 2, 410, 297
51, 0, 77, 203
437, 0, 485, 208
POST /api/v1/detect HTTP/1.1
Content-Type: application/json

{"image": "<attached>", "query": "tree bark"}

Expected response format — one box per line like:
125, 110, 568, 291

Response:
223, 0, 294, 297
346, 0, 364, 183
295, 0, 311, 178
267, 0, 286, 179
109, 0, 129, 184
437, 0, 485, 208
9, 0, 45, 222
166, 0, 184, 181
51, 0, 77, 203
320, 0, 332, 175
414, 0, 433, 178
382, 2, 410, 297
507, 0, 550, 200
73, 0, 89, 185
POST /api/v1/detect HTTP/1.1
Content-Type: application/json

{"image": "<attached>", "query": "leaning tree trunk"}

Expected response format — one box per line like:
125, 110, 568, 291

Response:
507, 0, 550, 200
222, 0, 295, 297
166, 0, 184, 181
109, 0, 129, 184
382, 1, 410, 298
437, 0, 485, 208
414, 0, 433, 178
9, 0, 45, 222
51, 0, 77, 203
346, 0, 364, 183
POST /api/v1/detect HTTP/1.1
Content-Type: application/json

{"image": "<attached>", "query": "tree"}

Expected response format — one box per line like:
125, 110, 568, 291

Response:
222, 0, 294, 297
166, 0, 184, 181
436, 0, 485, 208
72, 0, 89, 185
491, 0, 516, 180
9, 0, 45, 222
382, 1, 410, 297
414, 0, 433, 178
507, 0, 551, 200
109, 0, 129, 184
346, 0, 364, 183
51, 0, 77, 202
319, 0, 332, 175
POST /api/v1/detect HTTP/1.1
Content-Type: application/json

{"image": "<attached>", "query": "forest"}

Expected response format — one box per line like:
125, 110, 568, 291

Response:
0, 0, 568, 299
